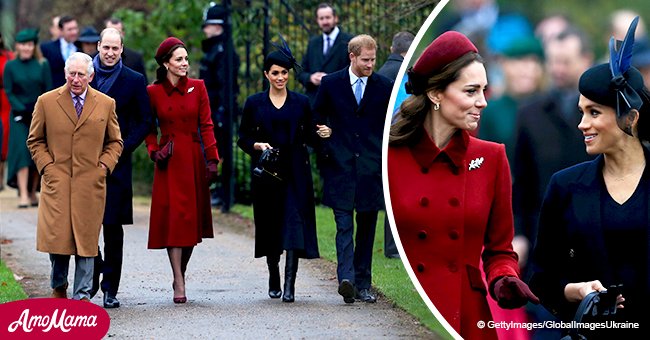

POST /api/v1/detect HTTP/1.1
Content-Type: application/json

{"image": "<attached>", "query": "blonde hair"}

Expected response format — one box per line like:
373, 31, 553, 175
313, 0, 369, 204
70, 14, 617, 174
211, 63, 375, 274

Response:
348, 34, 376, 56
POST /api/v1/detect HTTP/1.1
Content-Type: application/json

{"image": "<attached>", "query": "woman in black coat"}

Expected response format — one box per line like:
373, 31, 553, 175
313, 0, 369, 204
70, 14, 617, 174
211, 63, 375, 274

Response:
237, 48, 319, 303
530, 18, 649, 339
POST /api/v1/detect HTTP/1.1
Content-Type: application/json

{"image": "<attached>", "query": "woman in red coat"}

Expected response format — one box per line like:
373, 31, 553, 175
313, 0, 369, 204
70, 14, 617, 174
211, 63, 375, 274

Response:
387, 31, 538, 339
0, 32, 15, 190
145, 37, 219, 303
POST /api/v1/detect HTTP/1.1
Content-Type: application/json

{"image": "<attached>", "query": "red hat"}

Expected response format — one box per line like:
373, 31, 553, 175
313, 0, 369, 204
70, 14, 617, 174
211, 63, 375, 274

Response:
155, 37, 185, 64
406, 31, 478, 94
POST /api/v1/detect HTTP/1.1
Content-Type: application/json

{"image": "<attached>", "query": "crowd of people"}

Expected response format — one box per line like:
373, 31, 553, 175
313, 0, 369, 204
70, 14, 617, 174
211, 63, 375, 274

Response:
1, 2, 401, 312
1, 1, 649, 339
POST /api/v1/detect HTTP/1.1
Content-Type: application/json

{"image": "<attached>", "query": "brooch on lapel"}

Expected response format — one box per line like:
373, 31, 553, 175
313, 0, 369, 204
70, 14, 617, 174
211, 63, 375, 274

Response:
468, 157, 484, 171
188, 87, 195, 93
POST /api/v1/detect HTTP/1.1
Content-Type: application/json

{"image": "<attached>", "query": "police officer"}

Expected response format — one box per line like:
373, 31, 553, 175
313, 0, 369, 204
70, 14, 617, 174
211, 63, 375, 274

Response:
200, 3, 240, 212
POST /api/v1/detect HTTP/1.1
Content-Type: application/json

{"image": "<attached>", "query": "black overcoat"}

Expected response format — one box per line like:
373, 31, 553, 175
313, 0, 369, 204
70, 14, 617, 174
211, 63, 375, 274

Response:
238, 90, 319, 259
512, 90, 593, 242
297, 30, 353, 103
91, 65, 152, 225
312, 67, 393, 211
530, 152, 650, 328
40, 40, 66, 88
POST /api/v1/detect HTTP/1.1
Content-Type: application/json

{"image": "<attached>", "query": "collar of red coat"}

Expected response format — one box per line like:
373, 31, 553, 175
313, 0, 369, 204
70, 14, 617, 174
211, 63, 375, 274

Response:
410, 128, 469, 170
161, 76, 189, 96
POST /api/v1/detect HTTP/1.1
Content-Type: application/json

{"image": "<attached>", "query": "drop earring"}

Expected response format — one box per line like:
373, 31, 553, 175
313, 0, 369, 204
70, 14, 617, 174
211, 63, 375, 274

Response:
434, 102, 440, 111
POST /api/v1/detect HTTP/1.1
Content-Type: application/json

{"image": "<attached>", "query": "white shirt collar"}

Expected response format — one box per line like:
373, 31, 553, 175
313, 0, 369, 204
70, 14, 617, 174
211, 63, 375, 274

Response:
348, 67, 368, 86
323, 26, 340, 44
70, 88, 88, 101
59, 37, 76, 50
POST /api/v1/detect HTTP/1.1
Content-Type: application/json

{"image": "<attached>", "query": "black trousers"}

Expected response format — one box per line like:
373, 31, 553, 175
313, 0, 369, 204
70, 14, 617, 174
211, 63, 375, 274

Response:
333, 209, 378, 290
383, 215, 398, 257
93, 224, 124, 296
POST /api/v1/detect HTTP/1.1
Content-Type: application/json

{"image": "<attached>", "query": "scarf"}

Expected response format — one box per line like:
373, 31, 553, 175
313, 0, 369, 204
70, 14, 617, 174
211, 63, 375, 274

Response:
93, 54, 122, 94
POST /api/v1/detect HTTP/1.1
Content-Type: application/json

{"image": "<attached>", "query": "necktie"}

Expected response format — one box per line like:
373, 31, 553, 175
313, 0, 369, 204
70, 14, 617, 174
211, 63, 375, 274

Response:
74, 96, 83, 118
63, 43, 73, 60
354, 79, 363, 105
324, 36, 331, 55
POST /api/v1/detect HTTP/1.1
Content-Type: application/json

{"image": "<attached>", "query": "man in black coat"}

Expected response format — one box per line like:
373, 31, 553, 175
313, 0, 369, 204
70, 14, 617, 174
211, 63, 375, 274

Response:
313, 34, 393, 304
40, 15, 79, 87
513, 27, 594, 275
298, 3, 353, 104
377, 31, 413, 259
105, 18, 147, 83
89, 28, 152, 308
199, 4, 240, 211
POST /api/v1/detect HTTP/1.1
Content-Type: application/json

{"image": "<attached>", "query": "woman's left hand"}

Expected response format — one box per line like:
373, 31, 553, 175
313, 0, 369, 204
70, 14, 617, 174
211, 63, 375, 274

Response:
564, 280, 606, 303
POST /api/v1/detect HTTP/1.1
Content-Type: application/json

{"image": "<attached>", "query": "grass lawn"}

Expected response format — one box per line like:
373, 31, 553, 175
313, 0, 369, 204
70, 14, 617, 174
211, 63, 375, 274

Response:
232, 204, 452, 339
0, 260, 28, 303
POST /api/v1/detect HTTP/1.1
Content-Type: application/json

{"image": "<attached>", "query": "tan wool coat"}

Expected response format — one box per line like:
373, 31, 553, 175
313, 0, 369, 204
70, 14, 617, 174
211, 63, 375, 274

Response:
27, 85, 123, 257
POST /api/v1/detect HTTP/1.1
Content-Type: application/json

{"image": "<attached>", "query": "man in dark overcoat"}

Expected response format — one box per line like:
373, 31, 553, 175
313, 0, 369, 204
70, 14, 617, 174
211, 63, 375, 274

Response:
88, 28, 152, 308
298, 3, 353, 105
40, 15, 79, 87
512, 27, 594, 272
313, 34, 393, 304
199, 4, 240, 211
377, 30, 414, 259
104, 18, 148, 84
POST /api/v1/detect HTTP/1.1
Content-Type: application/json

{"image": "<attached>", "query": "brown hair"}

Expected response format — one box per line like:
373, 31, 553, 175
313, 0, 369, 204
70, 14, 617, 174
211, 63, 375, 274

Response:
389, 52, 483, 146
348, 34, 376, 56
155, 44, 186, 84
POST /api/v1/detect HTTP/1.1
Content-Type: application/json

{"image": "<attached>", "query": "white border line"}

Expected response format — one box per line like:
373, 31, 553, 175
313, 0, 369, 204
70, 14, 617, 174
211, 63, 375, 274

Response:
381, 0, 463, 339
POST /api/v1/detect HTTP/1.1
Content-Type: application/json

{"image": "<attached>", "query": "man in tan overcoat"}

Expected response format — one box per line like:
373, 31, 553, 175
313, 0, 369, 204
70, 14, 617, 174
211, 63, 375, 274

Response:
27, 52, 122, 301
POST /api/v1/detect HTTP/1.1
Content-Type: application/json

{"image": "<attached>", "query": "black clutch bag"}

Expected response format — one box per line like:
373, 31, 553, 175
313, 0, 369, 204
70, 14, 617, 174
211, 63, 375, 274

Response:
560, 284, 623, 340
253, 148, 282, 181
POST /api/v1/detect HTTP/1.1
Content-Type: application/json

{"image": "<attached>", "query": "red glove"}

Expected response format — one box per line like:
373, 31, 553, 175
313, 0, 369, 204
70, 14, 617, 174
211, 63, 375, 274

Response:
150, 141, 173, 169
493, 276, 540, 309
206, 160, 219, 183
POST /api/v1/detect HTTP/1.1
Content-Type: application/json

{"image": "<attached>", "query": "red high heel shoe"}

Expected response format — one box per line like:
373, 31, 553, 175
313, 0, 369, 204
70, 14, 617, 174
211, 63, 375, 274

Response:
172, 282, 186, 304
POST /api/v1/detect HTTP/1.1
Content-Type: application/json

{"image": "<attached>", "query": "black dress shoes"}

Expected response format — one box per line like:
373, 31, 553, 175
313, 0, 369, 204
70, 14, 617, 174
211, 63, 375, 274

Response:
356, 288, 376, 303
338, 279, 355, 304
103, 293, 120, 308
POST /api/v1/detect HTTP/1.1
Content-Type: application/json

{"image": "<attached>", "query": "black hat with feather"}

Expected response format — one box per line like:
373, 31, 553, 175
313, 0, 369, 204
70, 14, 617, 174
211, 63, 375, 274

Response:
264, 34, 302, 72
579, 16, 645, 135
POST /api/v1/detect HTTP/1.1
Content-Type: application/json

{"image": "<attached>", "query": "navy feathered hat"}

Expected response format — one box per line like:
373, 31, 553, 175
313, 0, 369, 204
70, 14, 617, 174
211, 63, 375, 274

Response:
264, 33, 301, 72
579, 16, 644, 119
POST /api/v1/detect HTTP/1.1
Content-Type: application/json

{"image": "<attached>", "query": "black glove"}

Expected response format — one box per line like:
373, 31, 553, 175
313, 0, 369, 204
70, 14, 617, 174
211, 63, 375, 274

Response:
493, 276, 540, 309
206, 160, 219, 183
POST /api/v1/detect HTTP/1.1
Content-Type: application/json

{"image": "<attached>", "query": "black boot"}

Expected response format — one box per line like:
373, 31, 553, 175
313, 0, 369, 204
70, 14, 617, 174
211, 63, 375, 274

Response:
282, 251, 299, 302
267, 255, 281, 298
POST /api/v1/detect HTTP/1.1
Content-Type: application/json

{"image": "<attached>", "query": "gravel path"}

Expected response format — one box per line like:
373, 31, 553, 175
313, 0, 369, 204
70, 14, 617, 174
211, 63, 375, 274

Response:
0, 190, 438, 339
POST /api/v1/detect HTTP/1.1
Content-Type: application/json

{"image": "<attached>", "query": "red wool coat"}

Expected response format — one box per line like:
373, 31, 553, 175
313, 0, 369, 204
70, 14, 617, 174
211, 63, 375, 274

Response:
145, 77, 219, 249
388, 130, 519, 340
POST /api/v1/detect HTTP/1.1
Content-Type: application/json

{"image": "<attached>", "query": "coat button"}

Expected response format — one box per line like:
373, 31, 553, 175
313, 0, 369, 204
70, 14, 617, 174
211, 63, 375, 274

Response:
418, 230, 427, 240
451, 167, 459, 175
448, 261, 458, 272
449, 229, 459, 240
417, 263, 425, 272
448, 198, 460, 207
421, 167, 428, 174
419, 197, 429, 207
